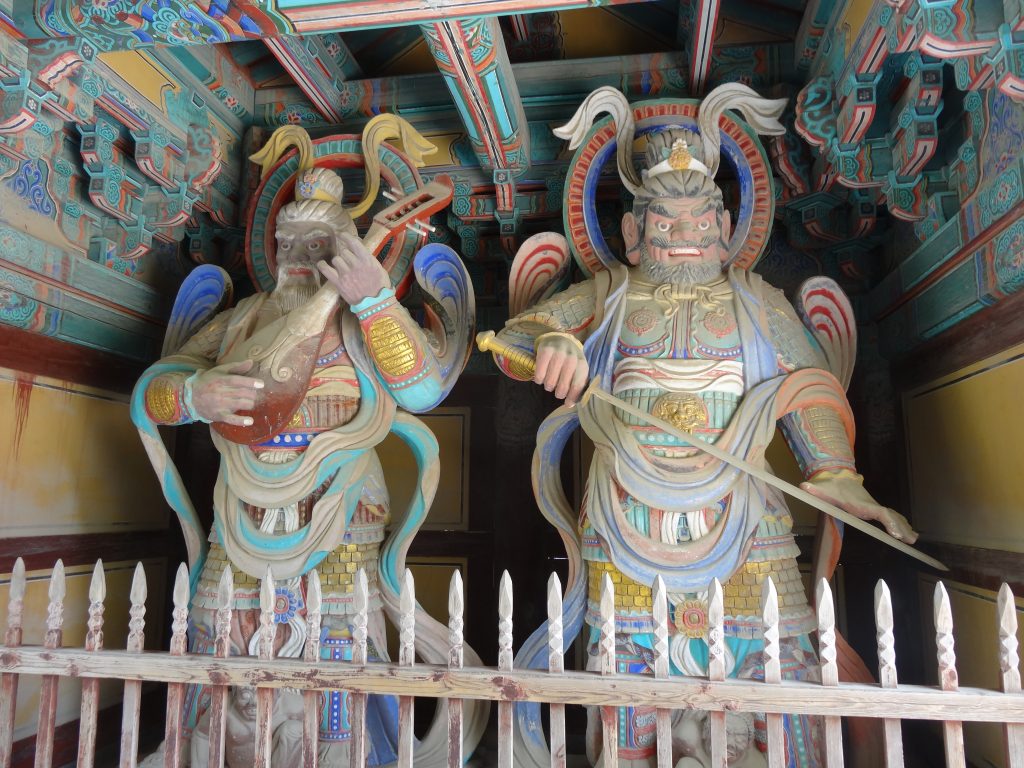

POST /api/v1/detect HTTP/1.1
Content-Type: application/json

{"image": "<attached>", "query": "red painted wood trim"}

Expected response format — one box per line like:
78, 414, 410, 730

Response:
0, 326, 146, 394
916, 541, 1024, 597
875, 198, 1024, 321
891, 281, 1024, 387
0, 531, 183, 575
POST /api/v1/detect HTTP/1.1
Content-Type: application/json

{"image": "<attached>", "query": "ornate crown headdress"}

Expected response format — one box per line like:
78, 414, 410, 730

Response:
249, 116, 437, 216
553, 83, 788, 194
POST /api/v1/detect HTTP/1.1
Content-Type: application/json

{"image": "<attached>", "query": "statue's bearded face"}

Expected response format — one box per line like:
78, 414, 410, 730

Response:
275, 220, 333, 286
642, 196, 727, 268
625, 193, 731, 286
272, 220, 336, 312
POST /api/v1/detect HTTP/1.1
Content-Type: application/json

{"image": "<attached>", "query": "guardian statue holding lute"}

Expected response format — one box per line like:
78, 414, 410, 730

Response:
133, 118, 485, 766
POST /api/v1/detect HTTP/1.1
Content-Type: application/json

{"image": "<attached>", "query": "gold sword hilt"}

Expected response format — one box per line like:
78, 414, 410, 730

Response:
475, 330, 537, 378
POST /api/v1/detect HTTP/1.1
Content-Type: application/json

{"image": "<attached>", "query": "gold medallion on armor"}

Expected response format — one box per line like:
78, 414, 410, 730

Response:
673, 598, 708, 638
652, 392, 709, 433
145, 378, 179, 422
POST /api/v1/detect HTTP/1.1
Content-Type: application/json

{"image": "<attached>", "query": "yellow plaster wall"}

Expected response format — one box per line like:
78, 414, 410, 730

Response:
0, 366, 171, 744
0, 369, 169, 537
97, 50, 179, 111
375, 39, 435, 77
838, 0, 875, 56
903, 343, 1024, 551
384, 556, 466, 661
560, 8, 660, 59
0, 559, 166, 741
385, 132, 465, 168
903, 344, 1024, 765
376, 407, 471, 530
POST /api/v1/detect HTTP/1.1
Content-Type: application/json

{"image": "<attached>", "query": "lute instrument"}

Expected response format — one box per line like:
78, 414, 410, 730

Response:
212, 176, 454, 445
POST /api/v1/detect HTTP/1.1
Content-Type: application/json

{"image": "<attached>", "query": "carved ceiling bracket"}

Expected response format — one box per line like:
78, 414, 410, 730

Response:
422, 18, 530, 251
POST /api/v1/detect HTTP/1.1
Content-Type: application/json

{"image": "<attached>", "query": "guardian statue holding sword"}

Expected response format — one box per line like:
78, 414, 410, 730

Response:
478, 83, 941, 768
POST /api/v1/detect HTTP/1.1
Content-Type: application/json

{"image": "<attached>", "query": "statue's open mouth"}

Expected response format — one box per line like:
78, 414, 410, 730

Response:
667, 247, 702, 258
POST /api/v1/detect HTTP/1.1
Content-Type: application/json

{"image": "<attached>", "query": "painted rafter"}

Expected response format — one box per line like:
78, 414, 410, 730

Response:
421, 19, 528, 173
679, 0, 723, 95
794, 0, 837, 74
23, 0, 661, 52
421, 18, 529, 241
508, 15, 531, 42
0, 31, 232, 275
264, 34, 361, 123
285, 1, 659, 35
155, 45, 254, 132
789, 0, 1024, 244
253, 50, 707, 130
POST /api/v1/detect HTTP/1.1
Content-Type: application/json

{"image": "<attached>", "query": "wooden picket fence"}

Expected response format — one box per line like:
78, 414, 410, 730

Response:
2, 557, 1024, 768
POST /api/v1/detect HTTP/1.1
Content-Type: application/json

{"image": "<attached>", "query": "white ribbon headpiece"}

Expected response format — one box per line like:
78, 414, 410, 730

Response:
641, 138, 711, 181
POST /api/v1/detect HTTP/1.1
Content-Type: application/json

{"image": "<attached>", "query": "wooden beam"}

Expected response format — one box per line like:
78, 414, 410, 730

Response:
19, 1, 660, 50
0, 532, 182, 576
421, 17, 529, 241
680, 0, 722, 94
286, 1, 657, 35
913, 542, 1024, 597
420, 18, 529, 175
264, 34, 361, 123
0, 325, 147, 394
155, 46, 255, 129
889, 248, 1024, 380
6, 648, 1024, 723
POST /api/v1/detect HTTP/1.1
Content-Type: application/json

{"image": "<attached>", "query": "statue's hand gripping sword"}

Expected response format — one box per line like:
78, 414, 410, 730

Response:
476, 330, 538, 378
475, 330, 947, 572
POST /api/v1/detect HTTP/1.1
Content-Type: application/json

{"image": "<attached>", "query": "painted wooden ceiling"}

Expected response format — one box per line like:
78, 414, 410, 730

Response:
218, 2, 814, 273
4, 0, 1024, 364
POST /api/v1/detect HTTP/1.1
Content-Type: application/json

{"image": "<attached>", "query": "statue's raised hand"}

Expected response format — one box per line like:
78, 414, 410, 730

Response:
317, 232, 390, 306
189, 359, 264, 426
534, 332, 590, 406
800, 471, 918, 543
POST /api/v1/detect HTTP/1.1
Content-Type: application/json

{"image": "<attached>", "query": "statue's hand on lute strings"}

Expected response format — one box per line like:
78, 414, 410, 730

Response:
800, 470, 919, 544
533, 331, 590, 406
317, 232, 391, 306
189, 359, 265, 426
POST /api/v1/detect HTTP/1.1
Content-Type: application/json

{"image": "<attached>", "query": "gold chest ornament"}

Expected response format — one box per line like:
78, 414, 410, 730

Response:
651, 392, 709, 432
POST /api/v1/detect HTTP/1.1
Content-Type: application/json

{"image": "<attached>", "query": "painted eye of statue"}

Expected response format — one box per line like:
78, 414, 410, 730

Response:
656, 221, 672, 233
698, 221, 711, 231
308, 240, 321, 251
279, 242, 292, 251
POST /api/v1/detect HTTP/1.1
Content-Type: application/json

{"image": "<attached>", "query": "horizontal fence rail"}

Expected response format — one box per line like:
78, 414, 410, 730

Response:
1, 558, 1023, 768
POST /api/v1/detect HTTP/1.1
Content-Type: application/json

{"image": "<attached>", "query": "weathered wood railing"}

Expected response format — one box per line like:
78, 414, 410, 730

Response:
2, 557, 1024, 768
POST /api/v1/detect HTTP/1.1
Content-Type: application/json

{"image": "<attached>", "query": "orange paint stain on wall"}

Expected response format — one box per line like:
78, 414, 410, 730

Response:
0, 368, 169, 537
10, 372, 33, 460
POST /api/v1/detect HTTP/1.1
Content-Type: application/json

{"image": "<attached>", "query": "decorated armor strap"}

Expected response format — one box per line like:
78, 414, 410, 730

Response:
353, 287, 432, 392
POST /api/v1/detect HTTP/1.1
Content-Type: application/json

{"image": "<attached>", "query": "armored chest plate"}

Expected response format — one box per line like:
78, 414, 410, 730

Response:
616, 285, 741, 361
